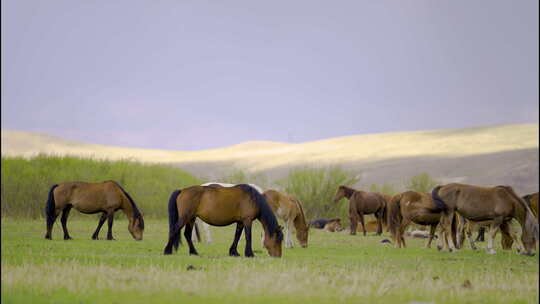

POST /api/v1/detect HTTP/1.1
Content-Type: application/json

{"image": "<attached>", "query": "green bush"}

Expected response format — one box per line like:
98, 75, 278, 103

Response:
404, 173, 440, 193
275, 167, 359, 223
1, 155, 202, 219
368, 183, 398, 195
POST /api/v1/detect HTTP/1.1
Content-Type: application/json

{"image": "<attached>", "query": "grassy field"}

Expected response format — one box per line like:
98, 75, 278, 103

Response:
2, 218, 538, 304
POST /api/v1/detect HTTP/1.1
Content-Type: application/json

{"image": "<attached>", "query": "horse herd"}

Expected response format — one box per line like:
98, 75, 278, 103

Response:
43, 180, 539, 258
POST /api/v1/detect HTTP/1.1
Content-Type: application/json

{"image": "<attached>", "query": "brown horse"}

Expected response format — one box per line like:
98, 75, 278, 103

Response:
387, 191, 448, 248
163, 184, 283, 257
263, 189, 309, 248
309, 218, 343, 232
333, 186, 386, 236
523, 192, 539, 218
455, 215, 514, 251
432, 183, 538, 255
44, 181, 144, 240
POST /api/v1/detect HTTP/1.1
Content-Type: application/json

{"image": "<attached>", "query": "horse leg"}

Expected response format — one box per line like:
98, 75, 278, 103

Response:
45, 208, 61, 240
476, 226, 485, 242
349, 213, 358, 235
375, 211, 383, 236
500, 221, 522, 253
243, 221, 255, 257
398, 218, 411, 248
437, 212, 455, 252
456, 214, 466, 249
465, 221, 477, 250
358, 213, 366, 236
204, 222, 213, 244
285, 218, 293, 248
486, 218, 503, 255
229, 222, 244, 257
106, 212, 115, 240
60, 205, 73, 240
425, 224, 437, 249
183, 219, 199, 255
91, 213, 107, 240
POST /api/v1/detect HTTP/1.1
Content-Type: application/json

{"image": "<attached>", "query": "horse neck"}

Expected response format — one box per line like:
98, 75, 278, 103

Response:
120, 199, 136, 222
292, 204, 308, 232
513, 199, 531, 228
342, 187, 355, 199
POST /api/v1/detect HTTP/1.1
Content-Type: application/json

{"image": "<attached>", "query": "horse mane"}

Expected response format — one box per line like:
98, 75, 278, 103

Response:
235, 184, 283, 241
497, 185, 538, 241
339, 186, 356, 198
290, 195, 307, 228
107, 181, 144, 230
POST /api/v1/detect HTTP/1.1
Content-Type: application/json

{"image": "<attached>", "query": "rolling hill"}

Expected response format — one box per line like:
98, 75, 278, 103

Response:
2, 123, 538, 193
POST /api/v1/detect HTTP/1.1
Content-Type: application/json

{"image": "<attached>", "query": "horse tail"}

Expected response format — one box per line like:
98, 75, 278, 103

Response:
236, 184, 283, 241
431, 185, 447, 212
387, 193, 403, 242
168, 189, 182, 250
45, 184, 59, 227
499, 185, 539, 241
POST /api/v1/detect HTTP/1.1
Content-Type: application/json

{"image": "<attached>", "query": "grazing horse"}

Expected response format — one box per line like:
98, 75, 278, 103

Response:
523, 192, 539, 218
387, 191, 449, 248
263, 189, 309, 248
455, 215, 514, 251
44, 181, 144, 241
432, 183, 538, 255
163, 184, 283, 257
333, 186, 386, 236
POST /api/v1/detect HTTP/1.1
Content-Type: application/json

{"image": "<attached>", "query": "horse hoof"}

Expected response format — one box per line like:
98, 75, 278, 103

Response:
229, 251, 240, 257
106, 238, 116, 241
486, 249, 496, 255
45, 235, 52, 240
437, 246, 443, 251
64, 237, 73, 240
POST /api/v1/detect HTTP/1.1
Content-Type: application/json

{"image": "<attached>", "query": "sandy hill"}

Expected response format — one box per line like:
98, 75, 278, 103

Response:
2, 123, 538, 193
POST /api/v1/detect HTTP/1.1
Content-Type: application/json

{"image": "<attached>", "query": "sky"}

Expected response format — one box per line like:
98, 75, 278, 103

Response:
2, 1, 538, 150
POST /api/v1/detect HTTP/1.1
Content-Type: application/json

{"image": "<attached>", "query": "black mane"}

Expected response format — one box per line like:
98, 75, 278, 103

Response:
235, 184, 283, 241
108, 181, 144, 229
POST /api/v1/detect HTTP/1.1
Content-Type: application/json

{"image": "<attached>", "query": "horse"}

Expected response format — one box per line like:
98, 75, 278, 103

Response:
386, 191, 449, 248
333, 186, 386, 236
523, 192, 539, 218
263, 189, 309, 248
44, 181, 144, 241
163, 184, 283, 257
432, 183, 538, 255
309, 218, 343, 232
455, 215, 514, 251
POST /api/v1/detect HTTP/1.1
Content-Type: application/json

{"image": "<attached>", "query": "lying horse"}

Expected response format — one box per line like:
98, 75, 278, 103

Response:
44, 181, 144, 240
333, 186, 386, 236
309, 218, 343, 232
263, 189, 309, 248
164, 184, 283, 257
432, 183, 538, 255
386, 191, 449, 248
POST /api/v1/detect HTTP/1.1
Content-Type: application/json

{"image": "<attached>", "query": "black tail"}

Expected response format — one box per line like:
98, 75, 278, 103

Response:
45, 184, 59, 227
168, 189, 182, 251
431, 185, 447, 212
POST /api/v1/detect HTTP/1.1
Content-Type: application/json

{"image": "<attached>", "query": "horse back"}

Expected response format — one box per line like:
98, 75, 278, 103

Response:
195, 186, 257, 225
54, 181, 125, 213
352, 191, 385, 213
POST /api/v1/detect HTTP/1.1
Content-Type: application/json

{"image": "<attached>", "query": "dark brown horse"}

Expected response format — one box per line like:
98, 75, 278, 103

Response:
387, 191, 449, 248
44, 181, 144, 240
333, 186, 386, 236
164, 184, 283, 257
432, 183, 538, 255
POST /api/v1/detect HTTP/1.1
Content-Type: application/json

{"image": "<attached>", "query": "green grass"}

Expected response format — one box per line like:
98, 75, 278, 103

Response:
2, 219, 538, 304
1, 155, 202, 219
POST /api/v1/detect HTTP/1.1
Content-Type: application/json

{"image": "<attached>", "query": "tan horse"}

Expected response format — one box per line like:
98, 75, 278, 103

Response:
523, 192, 539, 218
44, 181, 144, 241
263, 189, 309, 248
432, 183, 538, 255
456, 215, 514, 251
163, 184, 283, 257
333, 186, 386, 236
387, 191, 448, 248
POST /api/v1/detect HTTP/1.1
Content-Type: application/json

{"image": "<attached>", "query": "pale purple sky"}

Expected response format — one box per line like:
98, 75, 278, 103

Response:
2, 1, 538, 150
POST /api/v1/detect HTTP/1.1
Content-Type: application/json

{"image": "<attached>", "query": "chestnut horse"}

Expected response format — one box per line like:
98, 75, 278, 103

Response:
387, 191, 450, 248
333, 186, 386, 236
44, 181, 144, 240
263, 189, 309, 248
523, 192, 539, 218
163, 184, 283, 257
455, 215, 514, 251
432, 183, 538, 255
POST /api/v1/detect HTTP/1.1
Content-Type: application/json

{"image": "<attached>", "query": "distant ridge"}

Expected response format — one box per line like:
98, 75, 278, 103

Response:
2, 123, 538, 193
